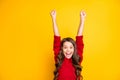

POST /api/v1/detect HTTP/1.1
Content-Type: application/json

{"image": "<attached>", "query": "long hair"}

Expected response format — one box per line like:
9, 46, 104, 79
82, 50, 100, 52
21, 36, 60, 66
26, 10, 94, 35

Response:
53, 37, 83, 80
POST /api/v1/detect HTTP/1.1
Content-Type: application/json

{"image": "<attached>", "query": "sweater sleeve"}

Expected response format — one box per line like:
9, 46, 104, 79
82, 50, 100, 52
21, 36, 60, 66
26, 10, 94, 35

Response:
53, 35, 61, 62
76, 36, 84, 64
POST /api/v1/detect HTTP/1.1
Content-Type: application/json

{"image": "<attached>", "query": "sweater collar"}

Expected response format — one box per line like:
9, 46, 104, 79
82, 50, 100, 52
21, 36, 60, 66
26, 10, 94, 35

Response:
64, 57, 72, 62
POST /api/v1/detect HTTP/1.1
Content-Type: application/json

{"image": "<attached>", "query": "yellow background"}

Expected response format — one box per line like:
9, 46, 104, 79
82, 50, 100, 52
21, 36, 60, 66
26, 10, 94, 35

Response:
0, 0, 120, 80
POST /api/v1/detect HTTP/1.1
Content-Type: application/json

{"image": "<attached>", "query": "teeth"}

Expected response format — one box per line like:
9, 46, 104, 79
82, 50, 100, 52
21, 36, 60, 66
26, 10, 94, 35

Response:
66, 53, 71, 55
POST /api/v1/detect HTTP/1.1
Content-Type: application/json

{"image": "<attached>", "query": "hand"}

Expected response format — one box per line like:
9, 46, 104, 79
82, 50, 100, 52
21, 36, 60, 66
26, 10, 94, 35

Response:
80, 11, 86, 21
50, 10, 56, 20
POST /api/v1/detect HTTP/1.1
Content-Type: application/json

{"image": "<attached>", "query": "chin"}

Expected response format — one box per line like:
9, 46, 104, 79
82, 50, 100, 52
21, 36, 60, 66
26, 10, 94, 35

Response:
65, 56, 72, 59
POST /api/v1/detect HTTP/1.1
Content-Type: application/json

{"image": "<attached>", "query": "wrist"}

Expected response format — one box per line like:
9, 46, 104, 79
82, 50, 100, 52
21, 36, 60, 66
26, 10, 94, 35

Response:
52, 18, 56, 21
80, 20, 85, 24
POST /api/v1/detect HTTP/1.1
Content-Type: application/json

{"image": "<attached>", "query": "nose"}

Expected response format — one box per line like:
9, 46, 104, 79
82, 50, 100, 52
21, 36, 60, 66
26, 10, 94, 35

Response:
66, 48, 70, 52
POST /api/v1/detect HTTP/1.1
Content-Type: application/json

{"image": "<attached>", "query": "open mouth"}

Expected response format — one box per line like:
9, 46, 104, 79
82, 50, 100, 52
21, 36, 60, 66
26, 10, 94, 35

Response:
66, 52, 72, 56
66, 52, 71, 54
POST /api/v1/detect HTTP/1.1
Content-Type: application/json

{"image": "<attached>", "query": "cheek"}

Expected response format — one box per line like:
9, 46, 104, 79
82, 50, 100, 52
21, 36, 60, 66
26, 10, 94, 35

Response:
62, 48, 66, 52
72, 49, 74, 52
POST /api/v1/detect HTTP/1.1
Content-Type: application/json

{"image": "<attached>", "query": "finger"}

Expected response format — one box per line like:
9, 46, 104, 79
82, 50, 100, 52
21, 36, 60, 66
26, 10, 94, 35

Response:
82, 11, 86, 17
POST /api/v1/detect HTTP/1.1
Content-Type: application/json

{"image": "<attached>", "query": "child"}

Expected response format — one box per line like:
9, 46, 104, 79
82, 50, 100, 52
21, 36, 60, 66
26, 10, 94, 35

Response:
50, 10, 86, 80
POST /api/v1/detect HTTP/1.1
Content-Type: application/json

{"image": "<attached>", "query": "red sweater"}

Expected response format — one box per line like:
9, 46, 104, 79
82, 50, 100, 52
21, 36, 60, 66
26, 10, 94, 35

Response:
53, 36, 84, 80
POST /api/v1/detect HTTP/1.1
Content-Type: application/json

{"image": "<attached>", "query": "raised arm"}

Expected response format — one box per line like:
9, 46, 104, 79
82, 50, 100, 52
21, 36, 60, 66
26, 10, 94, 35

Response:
50, 10, 60, 36
77, 11, 86, 36
50, 10, 61, 62
76, 11, 86, 63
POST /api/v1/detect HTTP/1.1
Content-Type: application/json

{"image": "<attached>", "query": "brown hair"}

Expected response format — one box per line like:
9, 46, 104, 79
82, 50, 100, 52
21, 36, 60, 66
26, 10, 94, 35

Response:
53, 37, 83, 80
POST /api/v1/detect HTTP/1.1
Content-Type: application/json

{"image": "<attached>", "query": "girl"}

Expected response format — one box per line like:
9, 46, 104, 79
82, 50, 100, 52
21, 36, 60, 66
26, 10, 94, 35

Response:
50, 10, 86, 80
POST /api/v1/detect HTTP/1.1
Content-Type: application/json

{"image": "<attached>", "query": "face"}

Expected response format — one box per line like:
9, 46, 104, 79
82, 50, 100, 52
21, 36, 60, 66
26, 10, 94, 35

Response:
62, 41, 74, 59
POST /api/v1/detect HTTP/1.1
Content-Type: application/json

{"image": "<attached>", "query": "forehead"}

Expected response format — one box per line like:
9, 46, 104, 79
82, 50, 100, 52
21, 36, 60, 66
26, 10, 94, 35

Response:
63, 41, 73, 46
